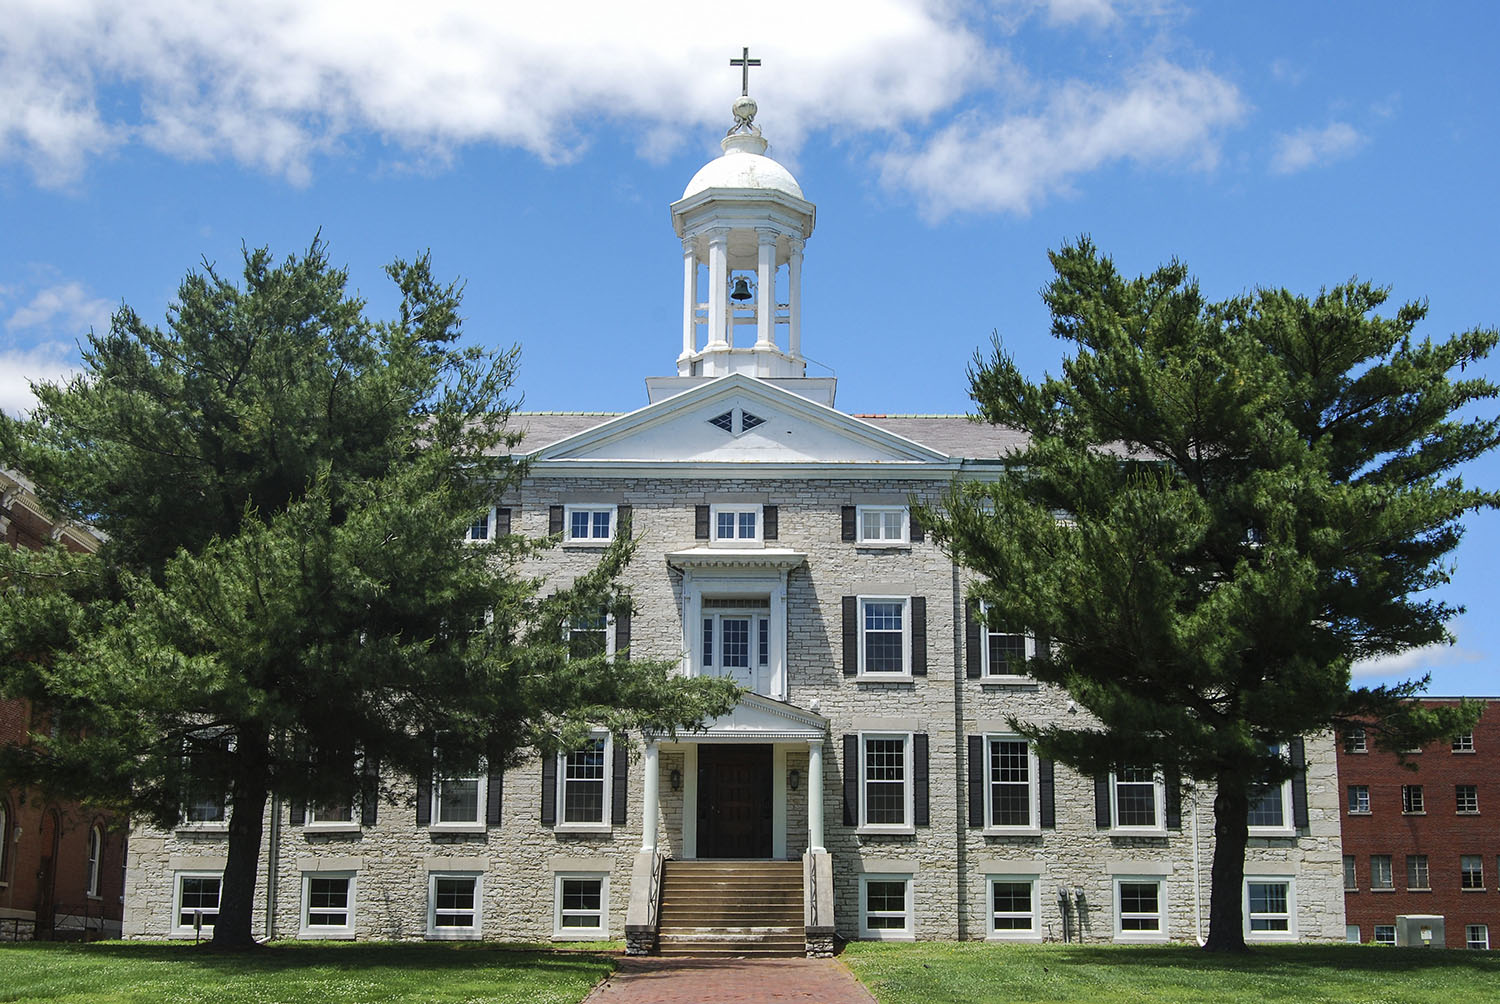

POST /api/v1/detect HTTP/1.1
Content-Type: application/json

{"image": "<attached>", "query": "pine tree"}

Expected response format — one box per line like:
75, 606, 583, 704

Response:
924, 239, 1495, 951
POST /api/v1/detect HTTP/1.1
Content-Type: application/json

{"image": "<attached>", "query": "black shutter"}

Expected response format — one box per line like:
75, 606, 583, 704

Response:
965, 599, 982, 679
913, 733, 930, 826
616, 504, 632, 537
485, 771, 503, 826
1039, 758, 1056, 829
360, 759, 379, 827
611, 739, 629, 826
1094, 774, 1111, 829
416, 772, 432, 827
763, 505, 778, 541
614, 609, 631, 655
289, 799, 306, 826
909, 508, 925, 543
1290, 737, 1309, 828
695, 505, 710, 539
843, 734, 859, 826
841, 506, 856, 542
495, 507, 512, 536
548, 505, 563, 536
842, 596, 859, 676
540, 756, 557, 827
967, 735, 984, 827
910, 597, 927, 676
1165, 774, 1182, 830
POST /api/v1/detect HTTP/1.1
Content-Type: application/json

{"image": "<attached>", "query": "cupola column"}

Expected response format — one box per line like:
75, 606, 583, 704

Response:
788, 237, 805, 360
755, 228, 777, 350
680, 237, 698, 361
706, 229, 730, 349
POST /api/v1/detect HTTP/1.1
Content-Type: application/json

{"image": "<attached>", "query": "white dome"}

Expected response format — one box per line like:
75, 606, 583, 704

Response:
681, 135, 804, 201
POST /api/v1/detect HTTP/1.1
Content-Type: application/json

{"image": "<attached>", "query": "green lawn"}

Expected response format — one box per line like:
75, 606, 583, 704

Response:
0, 941, 615, 1004
841, 942, 1500, 1004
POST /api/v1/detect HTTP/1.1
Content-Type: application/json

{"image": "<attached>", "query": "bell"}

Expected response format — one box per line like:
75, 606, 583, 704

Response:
729, 276, 753, 301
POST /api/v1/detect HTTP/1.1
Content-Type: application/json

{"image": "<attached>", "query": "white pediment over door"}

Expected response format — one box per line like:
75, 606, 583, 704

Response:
686, 692, 828, 742
530, 374, 952, 466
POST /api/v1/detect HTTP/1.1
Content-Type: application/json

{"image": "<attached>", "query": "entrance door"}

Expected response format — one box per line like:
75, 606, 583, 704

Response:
697, 744, 772, 859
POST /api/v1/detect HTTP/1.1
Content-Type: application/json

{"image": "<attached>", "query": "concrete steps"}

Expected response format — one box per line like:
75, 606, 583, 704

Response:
656, 860, 805, 956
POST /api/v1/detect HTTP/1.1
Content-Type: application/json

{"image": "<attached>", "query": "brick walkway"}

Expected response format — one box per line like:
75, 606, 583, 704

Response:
582, 957, 880, 1004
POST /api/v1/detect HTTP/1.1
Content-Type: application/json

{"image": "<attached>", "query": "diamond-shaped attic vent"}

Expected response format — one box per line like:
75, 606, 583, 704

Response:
709, 411, 734, 432
740, 412, 764, 431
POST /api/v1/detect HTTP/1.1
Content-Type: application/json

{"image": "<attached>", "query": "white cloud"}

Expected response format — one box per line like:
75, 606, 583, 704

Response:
6, 281, 114, 335
880, 60, 1244, 219
0, 346, 81, 417
1351, 641, 1482, 682
0, 0, 986, 187
1270, 121, 1365, 174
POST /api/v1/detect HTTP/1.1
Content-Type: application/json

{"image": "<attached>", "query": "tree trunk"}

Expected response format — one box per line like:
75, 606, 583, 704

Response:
1204, 769, 1250, 952
213, 729, 269, 948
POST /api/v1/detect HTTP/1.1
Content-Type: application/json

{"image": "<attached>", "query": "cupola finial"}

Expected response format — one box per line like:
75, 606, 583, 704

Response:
727, 47, 762, 137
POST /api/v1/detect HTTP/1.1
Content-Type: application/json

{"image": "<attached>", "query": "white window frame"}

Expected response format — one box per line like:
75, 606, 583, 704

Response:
427, 872, 483, 940
464, 506, 498, 543
858, 732, 914, 835
556, 734, 614, 833
1371, 854, 1394, 890
1452, 731, 1476, 753
1110, 767, 1166, 834
1247, 744, 1295, 836
1406, 854, 1430, 890
983, 735, 1040, 835
985, 875, 1040, 941
429, 759, 487, 833
978, 600, 1035, 680
553, 871, 610, 939
858, 873, 914, 940
855, 505, 909, 546
709, 503, 762, 545
299, 871, 356, 938
1457, 784, 1479, 814
1243, 876, 1296, 942
1348, 785, 1370, 814
85, 825, 102, 899
305, 796, 360, 831
563, 504, 616, 544
1113, 876, 1167, 943
1346, 924, 1361, 943
0, 801, 7, 888
1343, 728, 1367, 753
1402, 784, 1425, 814
1373, 924, 1396, 945
1467, 923, 1490, 950
857, 595, 912, 678
172, 871, 222, 936
567, 611, 615, 660
1343, 855, 1357, 891
1461, 854, 1485, 890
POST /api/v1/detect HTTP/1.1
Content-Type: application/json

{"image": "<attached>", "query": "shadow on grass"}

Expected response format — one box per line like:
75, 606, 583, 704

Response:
940, 942, 1499, 974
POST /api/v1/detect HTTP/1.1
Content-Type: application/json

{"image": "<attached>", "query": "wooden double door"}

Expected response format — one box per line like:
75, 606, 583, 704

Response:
696, 744, 773, 859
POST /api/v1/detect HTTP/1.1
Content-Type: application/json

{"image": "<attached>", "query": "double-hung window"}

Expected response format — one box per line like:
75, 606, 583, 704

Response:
860, 734, 911, 831
301, 872, 355, 937
1406, 855, 1430, 890
985, 737, 1038, 833
307, 795, 357, 828
710, 504, 761, 544
1373, 924, 1396, 945
430, 756, 486, 830
554, 873, 609, 939
857, 505, 908, 545
568, 611, 612, 660
860, 597, 909, 676
1343, 855, 1357, 891
1247, 744, 1293, 834
1371, 855, 1393, 890
465, 508, 497, 542
1467, 924, 1490, 950
428, 873, 481, 939
1343, 728, 1367, 753
565, 505, 615, 543
559, 737, 611, 829
85, 826, 102, 898
859, 874, 913, 939
1402, 785, 1425, 814
1457, 784, 1479, 814
979, 601, 1033, 679
1452, 731, 1475, 753
1114, 878, 1166, 942
1111, 767, 1163, 831
1348, 785, 1370, 814
986, 876, 1039, 940
174, 872, 221, 934
1461, 855, 1484, 890
1244, 878, 1294, 940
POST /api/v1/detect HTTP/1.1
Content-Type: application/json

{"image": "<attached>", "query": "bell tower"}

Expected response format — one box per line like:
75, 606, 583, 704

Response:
648, 50, 828, 405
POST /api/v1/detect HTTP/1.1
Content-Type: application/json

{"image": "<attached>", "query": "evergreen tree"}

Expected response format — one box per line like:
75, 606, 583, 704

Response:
0, 240, 738, 946
924, 239, 1494, 951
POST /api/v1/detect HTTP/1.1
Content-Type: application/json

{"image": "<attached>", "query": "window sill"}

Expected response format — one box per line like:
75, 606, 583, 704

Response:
304, 824, 362, 835
1246, 931, 1296, 943
555, 823, 613, 835
856, 675, 915, 684
428, 824, 486, 835
1109, 828, 1168, 838
858, 825, 916, 837
552, 929, 610, 941
854, 541, 910, 550
168, 930, 216, 940
860, 930, 915, 942
1461, 887, 1488, 893
175, 824, 229, 835
1347, 810, 1372, 816
983, 827, 1042, 838
980, 678, 1037, 690
562, 540, 612, 549
986, 930, 1042, 942
1451, 750, 1475, 755
1248, 827, 1297, 839
86, 894, 102, 902
426, 929, 482, 941
1113, 932, 1167, 944
1456, 811, 1481, 816
1371, 887, 1396, 893
1408, 887, 1432, 893
1401, 811, 1427, 816
297, 930, 356, 940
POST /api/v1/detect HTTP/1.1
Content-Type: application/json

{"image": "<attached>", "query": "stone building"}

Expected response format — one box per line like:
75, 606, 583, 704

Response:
1339, 698, 1499, 949
2, 468, 127, 940
123, 83, 1345, 951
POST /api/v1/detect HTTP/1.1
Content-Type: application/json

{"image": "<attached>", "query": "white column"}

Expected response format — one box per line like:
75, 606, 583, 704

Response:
772, 744, 787, 860
755, 229, 776, 350
641, 739, 660, 852
707, 229, 730, 350
787, 238, 805, 361
683, 744, 699, 858
681, 237, 698, 364
807, 738, 825, 853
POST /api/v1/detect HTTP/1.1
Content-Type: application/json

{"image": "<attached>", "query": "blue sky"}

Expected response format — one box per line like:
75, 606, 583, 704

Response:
2, 1, 1495, 696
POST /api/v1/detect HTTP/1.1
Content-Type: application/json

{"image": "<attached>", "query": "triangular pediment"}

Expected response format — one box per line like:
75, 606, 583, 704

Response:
688, 692, 828, 741
529, 374, 954, 468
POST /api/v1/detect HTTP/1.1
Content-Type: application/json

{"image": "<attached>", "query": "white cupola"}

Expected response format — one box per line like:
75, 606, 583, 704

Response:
651, 78, 826, 405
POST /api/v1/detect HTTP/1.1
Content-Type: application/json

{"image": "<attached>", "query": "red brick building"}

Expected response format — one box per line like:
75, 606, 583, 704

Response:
1, 468, 126, 939
1339, 697, 1499, 949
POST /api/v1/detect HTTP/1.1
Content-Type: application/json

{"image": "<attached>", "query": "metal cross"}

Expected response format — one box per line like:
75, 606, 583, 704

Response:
730, 47, 761, 96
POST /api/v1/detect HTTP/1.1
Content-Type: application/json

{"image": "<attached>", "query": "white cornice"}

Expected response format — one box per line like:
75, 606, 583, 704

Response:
666, 547, 807, 572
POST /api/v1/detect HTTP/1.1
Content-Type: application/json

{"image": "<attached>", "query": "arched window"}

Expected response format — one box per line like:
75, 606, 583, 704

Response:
86, 824, 102, 897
